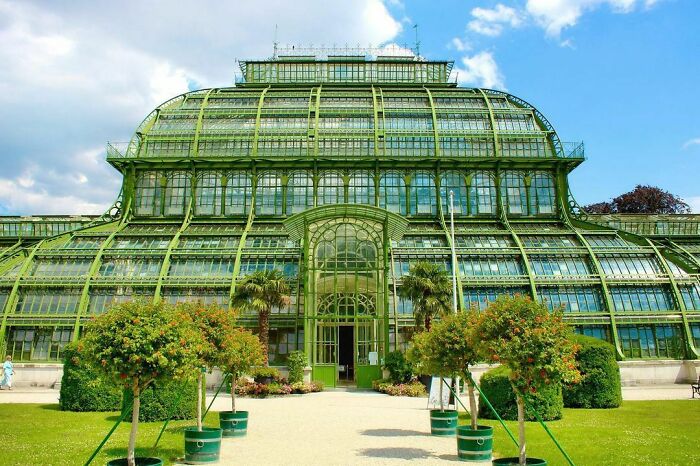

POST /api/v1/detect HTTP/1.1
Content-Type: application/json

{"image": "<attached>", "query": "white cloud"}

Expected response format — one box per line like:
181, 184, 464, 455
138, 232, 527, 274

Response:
682, 138, 700, 150
450, 37, 470, 51
685, 196, 700, 214
468, 4, 523, 37
453, 51, 505, 90
525, 0, 658, 37
0, 0, 402, 215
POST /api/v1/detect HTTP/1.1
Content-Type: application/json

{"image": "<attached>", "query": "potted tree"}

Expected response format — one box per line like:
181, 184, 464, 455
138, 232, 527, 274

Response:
429, 310, 493, 462
217, 327, 265, 437
407, 328, 458, 437
232, 269, 290, 364
181, 303, 238, 464
80, 300, 201, 466
478, 296, 580, 466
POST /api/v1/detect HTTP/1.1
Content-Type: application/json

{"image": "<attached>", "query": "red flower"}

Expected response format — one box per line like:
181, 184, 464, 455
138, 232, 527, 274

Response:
119, 373, 127, 379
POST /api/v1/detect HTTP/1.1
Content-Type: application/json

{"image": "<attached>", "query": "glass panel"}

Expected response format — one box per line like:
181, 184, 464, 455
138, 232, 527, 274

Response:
286, 171, 314, 214
379, 172, 407, 215
409, 171, 436, 216
255, 172, 283, 215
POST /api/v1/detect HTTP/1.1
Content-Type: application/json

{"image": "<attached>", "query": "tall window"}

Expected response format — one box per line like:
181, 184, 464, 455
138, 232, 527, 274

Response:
529, 172, 556, 215
439, 171, 468, 215
409, 171, 436, 216
348, 171, 375, 205
318, 171, 344, 205
195, 171, 223, 216
164, 171, 191, 216
469, 171, 496, 215
286, 171, 314, 214
225, 171, 251, 215
135, 171, 162, 216
255, 172, 283, 215
500, 171, 527, 215
379, 172, 407, 215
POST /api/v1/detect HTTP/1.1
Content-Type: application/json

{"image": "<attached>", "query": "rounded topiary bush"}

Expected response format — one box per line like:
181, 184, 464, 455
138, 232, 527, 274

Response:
478, 366, 563, 421
123, 378, 199, 422
59, 343, 122, 412
287, 351, 307, 384
563, 334, 622, 409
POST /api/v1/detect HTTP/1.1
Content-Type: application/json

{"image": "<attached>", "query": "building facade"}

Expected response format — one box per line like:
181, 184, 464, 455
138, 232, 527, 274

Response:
1, 51, 699, 387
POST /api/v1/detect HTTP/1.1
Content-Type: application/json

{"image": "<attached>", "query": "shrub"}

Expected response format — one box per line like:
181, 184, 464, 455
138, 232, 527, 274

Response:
123, 378, 199, 422
291, 381, 324, 394
286, 351, 307, 384
563, 335, 622, 409
383, 350, 414, 384
372, 379, 427, 397
478, 366, 563, 421
59, 343, 122, 412
250, 366, 282, 383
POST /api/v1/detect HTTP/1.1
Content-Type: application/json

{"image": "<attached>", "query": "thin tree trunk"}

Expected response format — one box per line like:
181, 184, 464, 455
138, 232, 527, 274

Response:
439, 377, 444, 412
259, 308, 270, 364
128, 380, 140, 466
197, 371, 203, 431
424, 314, 431, 331
516, 394, 526, 466
231, 375, 236, 414
467, 378, 477, 430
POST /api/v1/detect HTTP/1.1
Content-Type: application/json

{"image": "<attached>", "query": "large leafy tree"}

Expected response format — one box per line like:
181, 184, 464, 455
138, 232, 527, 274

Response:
399, 261, 452, 331
80, 301, 202, 466
232, 269, 290, 364
584, 185, 691, 214
478, 296, 580, 466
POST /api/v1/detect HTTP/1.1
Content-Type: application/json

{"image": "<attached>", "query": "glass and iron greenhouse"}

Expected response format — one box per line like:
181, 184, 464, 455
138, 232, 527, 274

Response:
1, 50, 699, 387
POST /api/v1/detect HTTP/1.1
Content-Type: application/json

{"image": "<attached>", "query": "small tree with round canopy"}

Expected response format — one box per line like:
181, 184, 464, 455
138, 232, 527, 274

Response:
232, 269, 290, 364
180, 302, 238, 431
478, 295, 580, 466
217, 327, 265, 413
80, 300, 202, 466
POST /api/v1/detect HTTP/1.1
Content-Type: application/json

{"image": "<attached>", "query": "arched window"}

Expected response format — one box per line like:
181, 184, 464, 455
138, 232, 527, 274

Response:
379, 172, 407, 215
164, 171, 191, 216
529, 171, 556, 215
135, 171, 162, 216
195, 172, 222, 216
469, 171, 496, 215
255, 172, 283, 215
348, 171, 375, 206
286, 171, 314, 214
409, 171, 436, 216
500, 171, 527, 216
439, 171, 468, 215
318, 171, 344, 205
225, 171, 251, 216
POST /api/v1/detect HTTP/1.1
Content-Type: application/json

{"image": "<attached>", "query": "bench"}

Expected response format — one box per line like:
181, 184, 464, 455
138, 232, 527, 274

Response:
693, 376, 700, 399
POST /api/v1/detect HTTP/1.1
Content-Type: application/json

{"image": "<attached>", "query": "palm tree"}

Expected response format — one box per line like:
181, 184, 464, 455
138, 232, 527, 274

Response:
399, 261, 452, 331
232, 269, 290, 364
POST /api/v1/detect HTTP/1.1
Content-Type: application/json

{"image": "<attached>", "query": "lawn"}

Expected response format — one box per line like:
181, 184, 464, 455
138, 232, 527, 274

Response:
0, 401, 698, 465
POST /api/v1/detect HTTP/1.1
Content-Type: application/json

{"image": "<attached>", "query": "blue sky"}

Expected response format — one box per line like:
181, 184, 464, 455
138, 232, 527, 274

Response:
0, 0, 698, 215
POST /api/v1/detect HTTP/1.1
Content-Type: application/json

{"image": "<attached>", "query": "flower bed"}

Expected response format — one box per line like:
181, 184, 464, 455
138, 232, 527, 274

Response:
372, 379, 427, 397
233, 379, 323, 397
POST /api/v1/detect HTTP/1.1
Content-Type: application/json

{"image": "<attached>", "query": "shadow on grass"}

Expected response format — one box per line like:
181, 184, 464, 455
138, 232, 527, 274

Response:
103, 446, 182, 462
360, 428, 428, 437
357, 447, 434, 460
38, 404, 61, 411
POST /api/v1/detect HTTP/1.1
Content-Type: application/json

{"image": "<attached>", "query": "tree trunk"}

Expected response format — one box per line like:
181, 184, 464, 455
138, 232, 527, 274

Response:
439, 377, 444, 411
259, 308, 270, 364
128, 380, 140, 466
197, 370, 203, 431
231, 375, 236, 414
516, 393, 526, 466
467, 378, 477, 430
424, 314, 431, 331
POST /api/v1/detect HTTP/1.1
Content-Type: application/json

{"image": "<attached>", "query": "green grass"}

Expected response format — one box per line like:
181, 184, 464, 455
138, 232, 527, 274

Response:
459, 400, 700, 465
0, 401, 698, 465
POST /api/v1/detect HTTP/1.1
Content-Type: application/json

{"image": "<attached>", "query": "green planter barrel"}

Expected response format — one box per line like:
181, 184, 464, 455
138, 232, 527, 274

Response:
430, 409, 458, 436
457, 425, 493, 462
493, 457, 547, 465
106, 458, 163, 466
184, 427, 222, 464
219, 410, 249, 437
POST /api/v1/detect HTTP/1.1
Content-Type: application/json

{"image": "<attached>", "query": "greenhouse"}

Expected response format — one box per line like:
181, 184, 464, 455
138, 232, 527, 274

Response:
1, 50, 699, 388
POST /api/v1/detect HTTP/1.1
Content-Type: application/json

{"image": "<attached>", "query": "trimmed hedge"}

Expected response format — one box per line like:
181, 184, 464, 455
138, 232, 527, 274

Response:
563, 334, 622, 409
123, 378, 200, 423
287, 351, 307, 384
478, 366, 563, 421
59, 343, 122, 412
